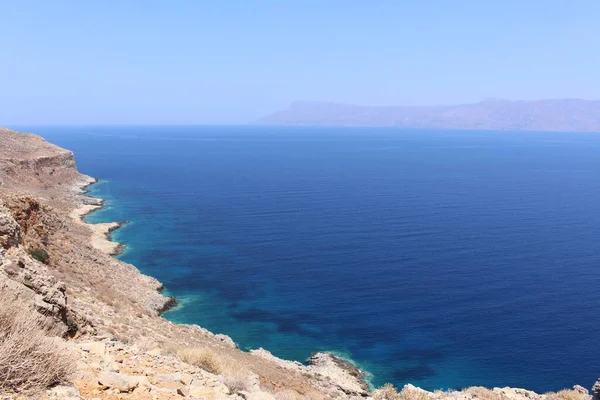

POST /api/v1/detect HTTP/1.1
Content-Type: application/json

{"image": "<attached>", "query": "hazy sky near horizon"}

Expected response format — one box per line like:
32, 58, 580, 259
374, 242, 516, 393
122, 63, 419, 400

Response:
2, 1, 600, 124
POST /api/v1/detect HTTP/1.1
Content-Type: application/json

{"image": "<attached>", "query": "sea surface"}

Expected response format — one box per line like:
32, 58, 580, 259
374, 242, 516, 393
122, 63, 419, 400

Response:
11, 125, 600, 392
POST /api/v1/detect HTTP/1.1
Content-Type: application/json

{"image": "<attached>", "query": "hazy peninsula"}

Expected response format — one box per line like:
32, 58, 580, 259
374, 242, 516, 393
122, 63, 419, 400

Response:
256, 99, 600, 132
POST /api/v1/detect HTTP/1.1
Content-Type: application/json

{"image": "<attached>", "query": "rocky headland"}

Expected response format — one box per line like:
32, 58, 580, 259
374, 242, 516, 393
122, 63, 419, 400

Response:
0, 126, 597, 400
256, 98, 600, 132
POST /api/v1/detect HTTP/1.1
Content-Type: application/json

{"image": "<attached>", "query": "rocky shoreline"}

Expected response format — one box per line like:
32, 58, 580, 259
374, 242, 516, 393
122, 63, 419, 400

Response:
71, 179, 127, 257
1, 126, 598, 400
73, 177, 372, 392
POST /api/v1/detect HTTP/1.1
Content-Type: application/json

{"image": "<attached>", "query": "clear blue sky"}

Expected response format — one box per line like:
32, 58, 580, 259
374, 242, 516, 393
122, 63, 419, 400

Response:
2, 1, 599, 124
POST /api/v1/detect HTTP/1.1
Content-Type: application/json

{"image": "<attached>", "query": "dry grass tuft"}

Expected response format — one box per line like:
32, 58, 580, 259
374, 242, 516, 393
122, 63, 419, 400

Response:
177, 347, 222, 374
373, 383, 400, 400
461, 387, 509, 400
462, 387, 498, 400
169, 345, 251, 394
168, 344, 251, 379
373, 384, 432, 400
134, 336, 158, 352
224, 372, 250, 394
271, 388, 325, 400
0, 292, 76, 393
545, 389, 590, 400
398, 386, 431, 400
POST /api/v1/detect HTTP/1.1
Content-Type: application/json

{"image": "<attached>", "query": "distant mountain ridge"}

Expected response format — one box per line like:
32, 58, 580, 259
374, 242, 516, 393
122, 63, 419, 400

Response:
256, 98, 600, 132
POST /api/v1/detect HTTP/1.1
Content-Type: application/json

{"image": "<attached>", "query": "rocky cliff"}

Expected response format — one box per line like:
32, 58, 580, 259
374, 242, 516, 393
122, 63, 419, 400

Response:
0, 127, 597, 400
0, 127, 81, 192
0, 128, 374, 400
0, 202, 70, 333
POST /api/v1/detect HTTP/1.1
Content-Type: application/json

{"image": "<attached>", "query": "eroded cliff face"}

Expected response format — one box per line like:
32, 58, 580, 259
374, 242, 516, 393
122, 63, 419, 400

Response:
0, 128, 82, 192
0, 204, 71, 336
0, 204, 22, 248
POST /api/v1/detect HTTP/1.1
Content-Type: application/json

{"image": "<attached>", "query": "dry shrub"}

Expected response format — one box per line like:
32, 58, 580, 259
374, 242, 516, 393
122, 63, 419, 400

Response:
398, 386, 431, 400
218, 353, 248, 376
546, 389, 589, 400
135, 336, 158, 352
373, 384, 432, 400
0, 293, 76, 393
172, 346, 250, 393
462, 387, 508, 400
217, 354, 251, 393
172, 345, 250, 380
177, 347, 221, 374
224, 372, 250, 394
373, 383, 400, 400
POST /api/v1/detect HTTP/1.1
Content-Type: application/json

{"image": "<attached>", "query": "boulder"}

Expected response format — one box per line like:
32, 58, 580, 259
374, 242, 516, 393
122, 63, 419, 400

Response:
150, 372, 186, 390
573, 385, 590, 396
592, 379, 600, 400
497, 387, 543, 400
46, 385, 82, 400
145, 347, 161, 357
79, 342, 106, 357
306, 352, 369, 396
98, 371, 139, 393
215, 333, 237, 348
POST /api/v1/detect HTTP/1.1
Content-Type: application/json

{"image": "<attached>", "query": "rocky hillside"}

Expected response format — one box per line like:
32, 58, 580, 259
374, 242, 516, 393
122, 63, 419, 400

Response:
0, 127, 597, 400
0, 127, 82, 193
256, 99, 600, 132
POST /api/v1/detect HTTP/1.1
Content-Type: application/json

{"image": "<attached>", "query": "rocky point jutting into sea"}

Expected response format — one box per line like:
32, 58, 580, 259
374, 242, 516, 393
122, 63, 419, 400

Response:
0, 126, 598, 400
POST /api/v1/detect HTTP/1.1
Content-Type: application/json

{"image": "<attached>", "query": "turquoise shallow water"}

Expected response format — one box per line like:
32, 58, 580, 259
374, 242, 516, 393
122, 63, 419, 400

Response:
12, 125, 600, 392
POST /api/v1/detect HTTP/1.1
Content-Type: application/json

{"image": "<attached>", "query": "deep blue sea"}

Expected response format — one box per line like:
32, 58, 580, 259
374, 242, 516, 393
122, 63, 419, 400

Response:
11, 125, 600, 392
